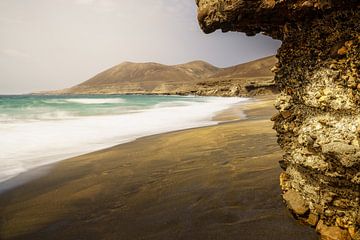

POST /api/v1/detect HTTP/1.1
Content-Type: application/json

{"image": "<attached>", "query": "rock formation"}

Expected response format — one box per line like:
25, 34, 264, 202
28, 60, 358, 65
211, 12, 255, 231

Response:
196, 0, 359, 239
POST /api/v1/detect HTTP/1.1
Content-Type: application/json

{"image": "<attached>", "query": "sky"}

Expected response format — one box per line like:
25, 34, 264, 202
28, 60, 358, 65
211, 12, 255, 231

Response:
0, 0, 281, 94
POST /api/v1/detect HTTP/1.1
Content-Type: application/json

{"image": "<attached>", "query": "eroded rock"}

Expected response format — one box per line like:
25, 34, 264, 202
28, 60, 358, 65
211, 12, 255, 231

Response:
283, 190, 309, 215
308, 213, 320, 226
195, 0, 360, 239
316, 220, 352, 240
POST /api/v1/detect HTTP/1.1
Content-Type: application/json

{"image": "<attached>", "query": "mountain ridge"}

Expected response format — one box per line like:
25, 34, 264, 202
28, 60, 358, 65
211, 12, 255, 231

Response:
43, 55, 278, 96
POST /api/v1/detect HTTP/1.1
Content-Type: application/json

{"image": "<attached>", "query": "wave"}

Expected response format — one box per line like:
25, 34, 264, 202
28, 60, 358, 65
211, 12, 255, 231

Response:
0, 96, 248, 184
0, 111, 76, 123
153, 101, 194, 108
65, 98, 126, 104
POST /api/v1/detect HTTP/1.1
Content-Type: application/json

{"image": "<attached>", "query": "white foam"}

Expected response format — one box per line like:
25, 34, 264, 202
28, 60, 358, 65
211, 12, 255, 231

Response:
65, 98, 126, 104
0, 97, 248, 183
0, 111, 76, 122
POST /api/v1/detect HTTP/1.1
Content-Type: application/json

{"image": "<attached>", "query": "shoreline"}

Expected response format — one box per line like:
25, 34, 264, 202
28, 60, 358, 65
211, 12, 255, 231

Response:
0, 94, 318, 240
0, 95, 254, 194
0, 95, 248, 187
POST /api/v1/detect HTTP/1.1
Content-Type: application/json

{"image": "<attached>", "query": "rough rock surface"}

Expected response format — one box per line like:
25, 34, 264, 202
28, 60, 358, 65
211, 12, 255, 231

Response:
196, 0, 360, 239
283, 189, 309, 215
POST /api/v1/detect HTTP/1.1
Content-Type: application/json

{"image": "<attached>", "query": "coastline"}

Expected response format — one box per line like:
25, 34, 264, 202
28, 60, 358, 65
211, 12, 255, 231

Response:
0, 95, 244, 185
0, 95, 318, 240
0, 95, 248, 194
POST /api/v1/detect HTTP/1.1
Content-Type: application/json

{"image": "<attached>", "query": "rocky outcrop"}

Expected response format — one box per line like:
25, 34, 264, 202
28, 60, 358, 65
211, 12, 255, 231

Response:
196, 0, 360, 239
41, 56, 277, 97
194, 78, 277, 97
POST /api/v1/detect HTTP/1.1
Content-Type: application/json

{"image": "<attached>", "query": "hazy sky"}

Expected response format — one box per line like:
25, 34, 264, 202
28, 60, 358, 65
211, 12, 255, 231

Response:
0, 0, 281, 94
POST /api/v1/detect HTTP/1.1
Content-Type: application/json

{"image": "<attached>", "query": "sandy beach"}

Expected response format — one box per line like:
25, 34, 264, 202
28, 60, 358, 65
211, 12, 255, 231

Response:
0, 96, 318, 240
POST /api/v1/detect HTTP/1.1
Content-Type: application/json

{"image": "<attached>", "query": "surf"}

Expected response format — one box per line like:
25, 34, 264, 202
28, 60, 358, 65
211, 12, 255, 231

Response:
0, 95, 248, 183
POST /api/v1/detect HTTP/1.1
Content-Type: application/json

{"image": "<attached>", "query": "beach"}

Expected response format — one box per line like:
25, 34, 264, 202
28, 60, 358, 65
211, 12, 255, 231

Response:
0, 95, 243, 183
0, 96, 318, 240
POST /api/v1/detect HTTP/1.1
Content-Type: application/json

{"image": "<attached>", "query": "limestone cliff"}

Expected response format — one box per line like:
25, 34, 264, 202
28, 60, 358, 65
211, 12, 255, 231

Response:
196, 0, 359, 239
44, 56, 277, 97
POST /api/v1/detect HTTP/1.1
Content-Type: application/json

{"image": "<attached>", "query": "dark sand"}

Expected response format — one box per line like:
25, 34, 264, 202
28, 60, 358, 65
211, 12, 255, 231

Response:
0, 97, 318, 240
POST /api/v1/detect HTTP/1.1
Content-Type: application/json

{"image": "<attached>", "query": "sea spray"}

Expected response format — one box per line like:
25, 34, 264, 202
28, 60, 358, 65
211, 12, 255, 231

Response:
0, 95, 248, 183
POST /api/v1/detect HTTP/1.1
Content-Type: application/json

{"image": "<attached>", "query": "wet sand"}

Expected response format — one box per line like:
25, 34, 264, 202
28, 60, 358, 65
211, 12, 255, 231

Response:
0, 96, 318, 240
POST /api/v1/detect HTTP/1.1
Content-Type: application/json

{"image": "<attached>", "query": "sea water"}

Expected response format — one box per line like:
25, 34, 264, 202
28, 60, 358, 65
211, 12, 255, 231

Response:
0, 95, 248, 183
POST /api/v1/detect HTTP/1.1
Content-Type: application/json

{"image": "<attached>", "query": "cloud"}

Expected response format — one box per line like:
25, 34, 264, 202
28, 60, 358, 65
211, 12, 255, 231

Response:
0, 49, 30, 59
154, 0, 196, 21
74, 0, 96, 5
74, 0, 116, 12
72, 0, 196, 19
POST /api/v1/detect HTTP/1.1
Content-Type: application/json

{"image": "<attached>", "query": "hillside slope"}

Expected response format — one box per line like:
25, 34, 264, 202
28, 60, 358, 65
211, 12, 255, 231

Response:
196, 56, 278, 96
210, 56, 276, 79
47, 56, 278, 96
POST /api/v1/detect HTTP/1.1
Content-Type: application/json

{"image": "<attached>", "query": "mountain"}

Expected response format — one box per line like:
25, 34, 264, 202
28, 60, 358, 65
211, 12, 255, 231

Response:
209, 55, 277, 79
195, 55, 278, 96
44, 56, 278, 96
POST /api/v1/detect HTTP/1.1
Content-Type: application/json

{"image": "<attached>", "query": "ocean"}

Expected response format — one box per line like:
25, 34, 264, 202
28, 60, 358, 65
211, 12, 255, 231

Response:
0, 94, 247, 184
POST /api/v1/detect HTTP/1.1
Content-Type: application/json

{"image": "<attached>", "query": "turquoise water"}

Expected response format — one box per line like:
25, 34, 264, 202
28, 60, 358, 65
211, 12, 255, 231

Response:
0, 95, 208, 122
0, 94, 246, 184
